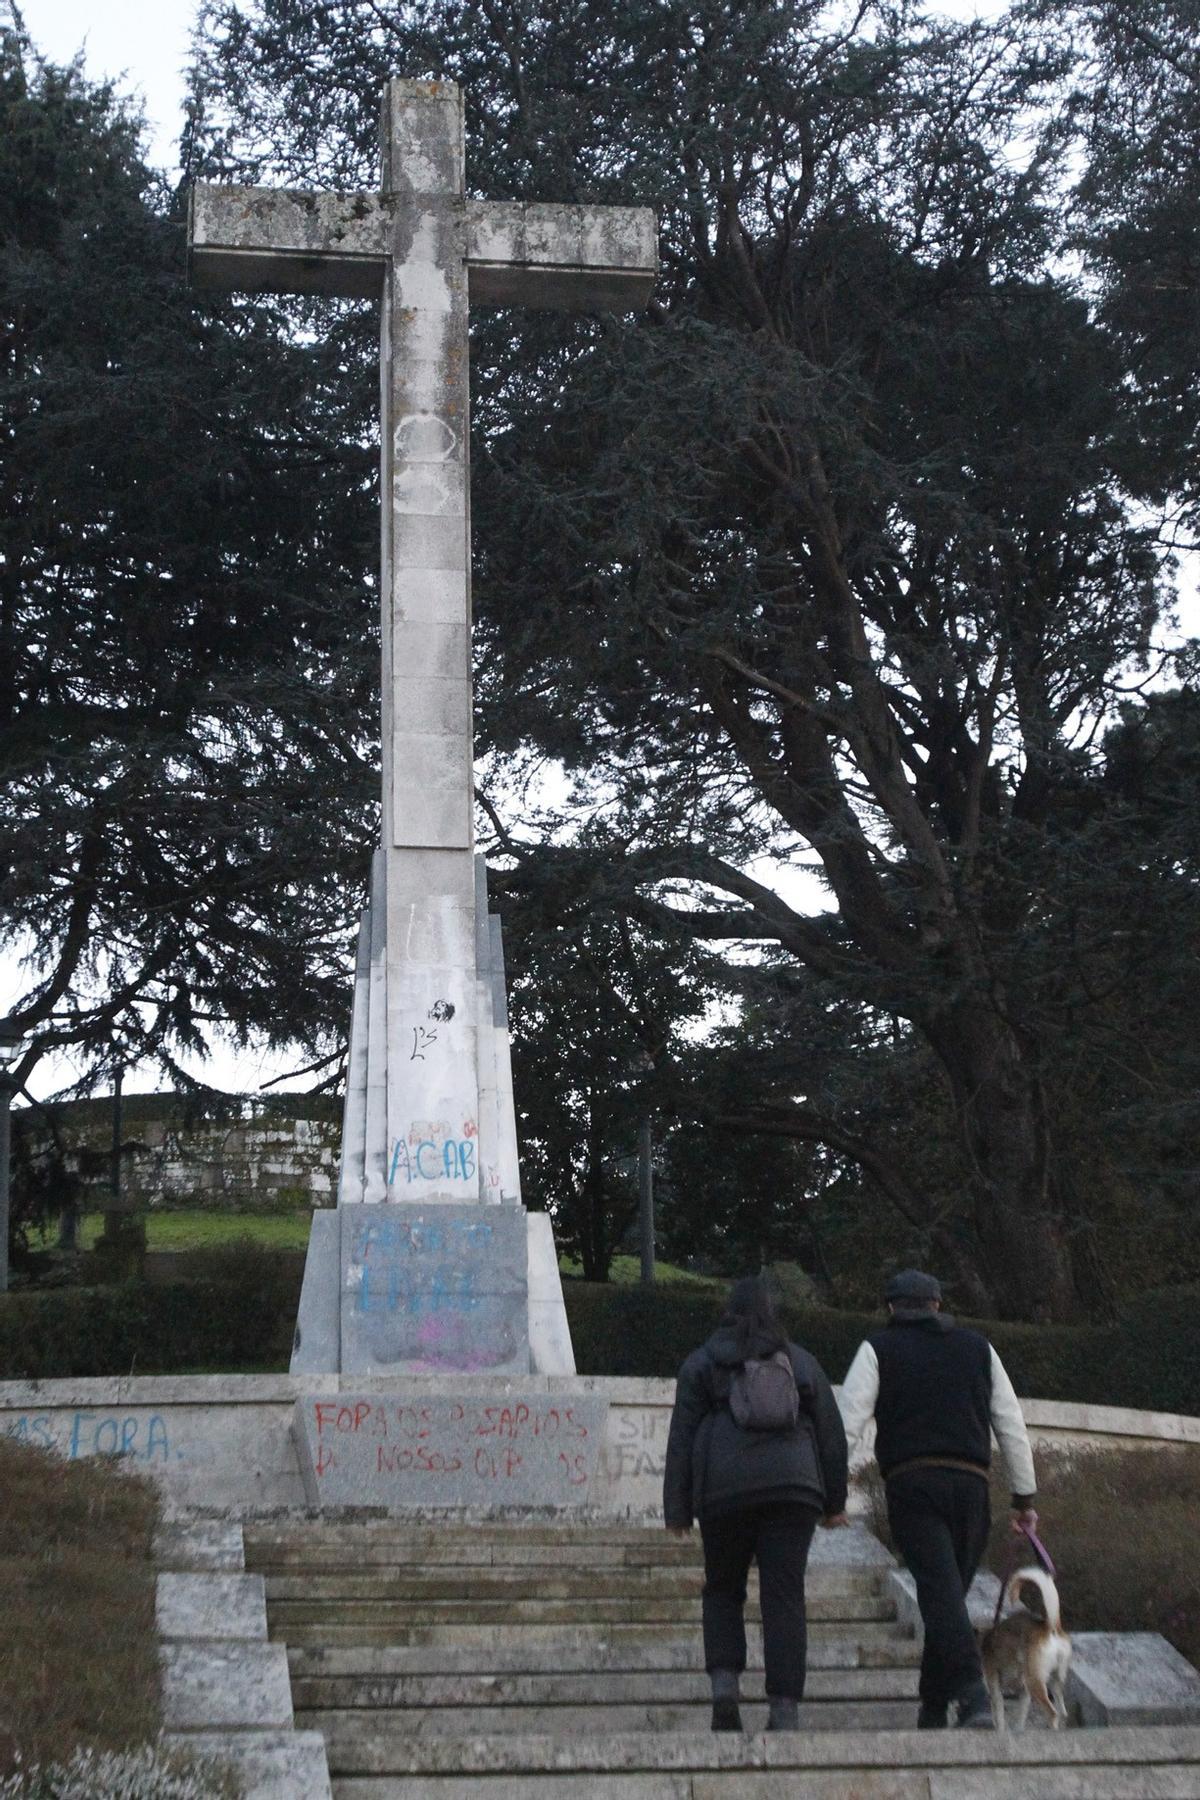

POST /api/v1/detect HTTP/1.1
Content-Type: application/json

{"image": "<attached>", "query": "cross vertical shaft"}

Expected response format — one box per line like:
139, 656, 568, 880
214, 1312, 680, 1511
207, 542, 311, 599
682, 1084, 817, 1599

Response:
188, 77, 657, 1232
375, 82, 479, 1205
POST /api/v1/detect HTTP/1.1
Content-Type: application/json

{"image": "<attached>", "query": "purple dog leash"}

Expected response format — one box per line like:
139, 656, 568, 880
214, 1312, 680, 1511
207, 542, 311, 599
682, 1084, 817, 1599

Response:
1020, 1521, 1057, 1579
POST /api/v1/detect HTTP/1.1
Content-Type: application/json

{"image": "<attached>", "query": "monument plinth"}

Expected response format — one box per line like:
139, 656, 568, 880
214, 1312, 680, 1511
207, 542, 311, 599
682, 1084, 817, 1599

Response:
188, 79, 656, 1483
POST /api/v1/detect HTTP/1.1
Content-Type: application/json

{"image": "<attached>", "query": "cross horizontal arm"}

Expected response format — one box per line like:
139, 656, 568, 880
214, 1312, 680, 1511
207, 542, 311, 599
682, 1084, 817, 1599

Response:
189, 185, 389, 298
466, 202, 657, 311
189, 185, 657, 312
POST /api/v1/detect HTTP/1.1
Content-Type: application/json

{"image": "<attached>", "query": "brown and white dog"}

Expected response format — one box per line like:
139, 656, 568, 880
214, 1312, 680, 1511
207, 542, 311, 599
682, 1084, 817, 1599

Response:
980, 1566, 1072, 1732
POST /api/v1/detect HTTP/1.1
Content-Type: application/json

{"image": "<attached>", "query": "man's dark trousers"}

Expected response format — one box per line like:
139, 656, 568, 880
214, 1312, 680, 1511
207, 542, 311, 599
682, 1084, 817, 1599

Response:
886, 1466, 990, 1709
700, 1502, 820, 1699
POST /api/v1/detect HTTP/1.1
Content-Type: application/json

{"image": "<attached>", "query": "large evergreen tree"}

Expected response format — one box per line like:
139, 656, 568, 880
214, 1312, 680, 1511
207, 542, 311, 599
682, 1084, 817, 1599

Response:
0, 22, 379, 1096
183, 0, 1195, 1319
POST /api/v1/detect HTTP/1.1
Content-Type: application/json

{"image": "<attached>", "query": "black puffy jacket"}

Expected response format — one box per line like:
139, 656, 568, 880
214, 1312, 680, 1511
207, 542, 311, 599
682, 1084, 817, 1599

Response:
662, 1326, 849, 1527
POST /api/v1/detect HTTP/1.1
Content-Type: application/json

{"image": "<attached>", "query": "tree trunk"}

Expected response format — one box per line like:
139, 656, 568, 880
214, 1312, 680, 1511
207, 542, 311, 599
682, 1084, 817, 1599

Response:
926, 1002, 1082, 1321
579, 1107, 611, 1282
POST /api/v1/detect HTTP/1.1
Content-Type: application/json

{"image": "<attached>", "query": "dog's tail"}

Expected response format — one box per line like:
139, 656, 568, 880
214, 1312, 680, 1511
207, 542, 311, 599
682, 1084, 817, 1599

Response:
1006, 1565, 1062, 1631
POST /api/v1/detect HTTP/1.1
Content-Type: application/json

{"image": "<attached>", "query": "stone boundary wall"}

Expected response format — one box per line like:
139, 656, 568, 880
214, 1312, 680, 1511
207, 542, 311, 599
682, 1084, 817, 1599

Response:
0, 1374, 1194, 1517
22, 1095, 340, 1212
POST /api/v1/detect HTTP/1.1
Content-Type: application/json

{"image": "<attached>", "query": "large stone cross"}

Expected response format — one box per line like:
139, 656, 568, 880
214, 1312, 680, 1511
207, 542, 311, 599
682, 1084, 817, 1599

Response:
190, 81, 656, 1227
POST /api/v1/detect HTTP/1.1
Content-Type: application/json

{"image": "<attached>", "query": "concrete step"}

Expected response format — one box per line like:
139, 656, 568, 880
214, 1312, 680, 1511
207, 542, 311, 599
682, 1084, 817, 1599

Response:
290, 1666, 920, 1709
261, 1568, 884, 1602
316, 1723, 1200, 1789
267, 1591, 895, 1626
246, 1522, 716, 1549
245, 1522, 889, 1567
330, 1773, 1200, 1798
308, 1699, 921, 1738
256, 1562, 884, 1597
286, 1634, 923, 1677
250, 1538, 709, 1569
273, 1617, 914, 1650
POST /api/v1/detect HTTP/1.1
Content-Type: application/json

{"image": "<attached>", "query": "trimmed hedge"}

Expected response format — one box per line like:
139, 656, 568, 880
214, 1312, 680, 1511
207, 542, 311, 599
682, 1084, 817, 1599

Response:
0, 1254, 1196, 1418
0, 1249, 302, 1379
562, 1283, 1199, 1417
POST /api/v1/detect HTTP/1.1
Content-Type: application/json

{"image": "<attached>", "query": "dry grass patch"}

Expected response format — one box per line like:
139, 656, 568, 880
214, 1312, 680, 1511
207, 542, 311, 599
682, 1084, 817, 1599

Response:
991, 1445, 1200, 1670
859, 1443, 1200, 1669
0, 1439, 160, 1773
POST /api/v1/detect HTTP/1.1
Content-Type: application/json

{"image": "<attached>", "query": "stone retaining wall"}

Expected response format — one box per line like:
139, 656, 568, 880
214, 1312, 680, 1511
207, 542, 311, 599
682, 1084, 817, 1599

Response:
0, 1374, 1193, 1517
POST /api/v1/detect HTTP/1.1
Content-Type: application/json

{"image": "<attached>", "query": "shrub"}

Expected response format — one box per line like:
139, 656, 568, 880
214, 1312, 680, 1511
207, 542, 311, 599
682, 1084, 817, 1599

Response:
564, 1281, 1200, 1414
1102, 1287, 1200, 1417
563, 1283, 874, 1379
0, 1246, 302, 1379
0, 1747, 236, 1798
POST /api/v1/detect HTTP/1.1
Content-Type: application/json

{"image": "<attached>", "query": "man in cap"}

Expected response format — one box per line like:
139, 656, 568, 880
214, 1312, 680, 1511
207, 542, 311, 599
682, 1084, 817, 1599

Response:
837, 1270, 1038, 1729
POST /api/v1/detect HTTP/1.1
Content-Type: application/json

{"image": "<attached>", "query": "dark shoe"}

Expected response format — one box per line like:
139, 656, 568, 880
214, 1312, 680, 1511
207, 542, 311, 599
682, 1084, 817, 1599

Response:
917, 1702, 949, 1729
711, 1699, 743, 1732
766, 1696, 800, 1731
955, 1681, 994, 1729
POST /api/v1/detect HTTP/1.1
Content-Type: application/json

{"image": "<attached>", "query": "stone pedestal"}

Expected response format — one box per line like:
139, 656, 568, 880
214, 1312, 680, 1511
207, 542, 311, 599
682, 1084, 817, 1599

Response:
292, 1203, 573, 1381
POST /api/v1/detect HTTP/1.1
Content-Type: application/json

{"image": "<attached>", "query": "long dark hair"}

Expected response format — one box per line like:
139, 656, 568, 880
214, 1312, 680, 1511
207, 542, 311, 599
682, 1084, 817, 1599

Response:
721, 1275, 788, 1361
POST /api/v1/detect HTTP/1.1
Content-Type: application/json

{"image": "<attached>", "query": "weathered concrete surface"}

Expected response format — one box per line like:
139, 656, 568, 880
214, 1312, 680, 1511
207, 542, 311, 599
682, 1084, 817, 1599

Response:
527, 1211, 576, 1375
3, 1374, 1196, 1514
1070, 1632, 1200, 1727
466, 200, 658, 308
154, 1518, 244, 1570
163, 1730, 332, 1800
293, 1389, 608, 1508
250, 1722, 1200, 1773
290, 1205, 340, 1373
847, 1392, 1200, 1481
888, 1566, 1002, 1639
160, 1640, 294, 1730
1021, 1396, 1200, 1451
156, 1571, 267, 1641
339, 1202, 529, 1375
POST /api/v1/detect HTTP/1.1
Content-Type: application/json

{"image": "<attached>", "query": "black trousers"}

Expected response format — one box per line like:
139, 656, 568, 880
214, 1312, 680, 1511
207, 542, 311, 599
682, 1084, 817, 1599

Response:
886, 1466, 991, 1709
699, 1501, 820, 1699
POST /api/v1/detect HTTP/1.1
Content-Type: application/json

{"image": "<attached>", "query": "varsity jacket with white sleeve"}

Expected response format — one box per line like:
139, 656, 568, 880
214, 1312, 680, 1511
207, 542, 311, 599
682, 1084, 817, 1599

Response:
839, 1310, 1037, 1506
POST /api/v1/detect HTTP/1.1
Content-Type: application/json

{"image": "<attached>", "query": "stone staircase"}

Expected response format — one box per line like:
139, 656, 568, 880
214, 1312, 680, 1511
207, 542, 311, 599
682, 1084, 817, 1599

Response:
243, 1518, 1200, 1798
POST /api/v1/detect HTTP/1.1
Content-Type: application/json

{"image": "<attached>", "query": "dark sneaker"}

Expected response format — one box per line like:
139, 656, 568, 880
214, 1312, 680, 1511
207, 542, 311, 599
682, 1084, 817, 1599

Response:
766, 1696, 800, 1731
955, 1681, 994, 1729
917, 1702, 949, 1729
711, 1699, 743, 1732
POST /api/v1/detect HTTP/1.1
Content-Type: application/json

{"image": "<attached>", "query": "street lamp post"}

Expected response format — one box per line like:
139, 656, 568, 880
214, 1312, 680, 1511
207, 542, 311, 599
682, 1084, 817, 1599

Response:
0, 1018, 30, 1296
637, 1111, 655, 1288
627, 1048, 657, 1288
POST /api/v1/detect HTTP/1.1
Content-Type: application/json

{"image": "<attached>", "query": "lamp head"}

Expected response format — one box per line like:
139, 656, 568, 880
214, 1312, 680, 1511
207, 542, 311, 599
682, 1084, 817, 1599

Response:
0, 1018, 30, 1072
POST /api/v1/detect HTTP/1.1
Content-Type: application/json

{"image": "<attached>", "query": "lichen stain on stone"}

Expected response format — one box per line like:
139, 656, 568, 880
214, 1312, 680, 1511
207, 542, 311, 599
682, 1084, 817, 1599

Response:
395, 414, 459, 462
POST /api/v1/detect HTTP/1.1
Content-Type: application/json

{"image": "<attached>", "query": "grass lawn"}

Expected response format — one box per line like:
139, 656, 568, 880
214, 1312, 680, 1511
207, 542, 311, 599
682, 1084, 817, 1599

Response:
33, 1212, 722, 1282
33, 1210, 315, 1253
560, 1253, 719, 1287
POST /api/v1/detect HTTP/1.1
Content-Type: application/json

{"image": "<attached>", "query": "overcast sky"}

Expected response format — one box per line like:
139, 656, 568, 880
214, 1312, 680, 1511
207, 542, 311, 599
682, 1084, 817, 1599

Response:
24, 0, 196, 172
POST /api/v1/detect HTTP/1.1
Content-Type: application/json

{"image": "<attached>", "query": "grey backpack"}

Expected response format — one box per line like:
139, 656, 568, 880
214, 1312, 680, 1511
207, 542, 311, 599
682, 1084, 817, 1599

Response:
729, 1348, 800, 1432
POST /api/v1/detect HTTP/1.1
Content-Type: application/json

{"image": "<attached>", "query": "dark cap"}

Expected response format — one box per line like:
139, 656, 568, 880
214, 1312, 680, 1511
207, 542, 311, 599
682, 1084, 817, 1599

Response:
885, 1269, 942, 1304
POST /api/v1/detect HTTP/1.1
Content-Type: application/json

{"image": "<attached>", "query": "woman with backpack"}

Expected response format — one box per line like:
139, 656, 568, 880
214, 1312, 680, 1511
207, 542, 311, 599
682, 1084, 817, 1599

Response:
663, 1275, 849, 1732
